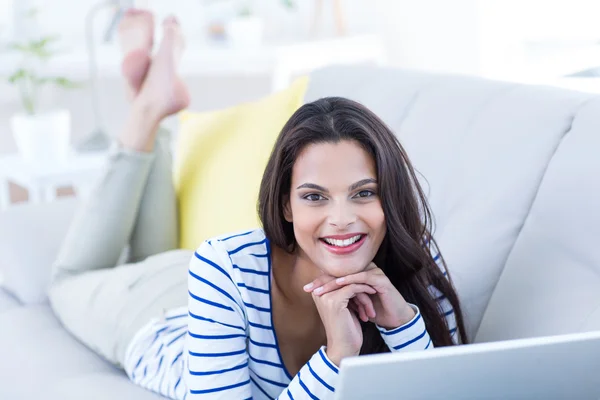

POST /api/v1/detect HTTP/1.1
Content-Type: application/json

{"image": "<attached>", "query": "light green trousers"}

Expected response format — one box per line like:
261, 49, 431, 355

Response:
49, 130, 192, 367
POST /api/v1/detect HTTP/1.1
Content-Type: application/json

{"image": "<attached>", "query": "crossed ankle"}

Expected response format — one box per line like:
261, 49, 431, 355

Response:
131, 96, 166, 125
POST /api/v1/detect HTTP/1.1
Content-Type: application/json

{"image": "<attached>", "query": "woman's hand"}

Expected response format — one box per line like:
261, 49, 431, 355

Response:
307, 281, 376, 366
306, 263, 416, 330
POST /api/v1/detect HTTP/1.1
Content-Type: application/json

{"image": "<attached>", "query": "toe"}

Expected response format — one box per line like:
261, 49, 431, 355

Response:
139, 9, 155, 24
163, 15, 179, 27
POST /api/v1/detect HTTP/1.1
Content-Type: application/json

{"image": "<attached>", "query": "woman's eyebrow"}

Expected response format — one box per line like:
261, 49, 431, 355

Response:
296, 183, 328, 192
349, 178, 377, 192
297, 179, 377, 193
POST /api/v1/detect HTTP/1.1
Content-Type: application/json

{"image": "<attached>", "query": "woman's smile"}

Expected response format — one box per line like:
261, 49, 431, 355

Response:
319, 233, 368, 255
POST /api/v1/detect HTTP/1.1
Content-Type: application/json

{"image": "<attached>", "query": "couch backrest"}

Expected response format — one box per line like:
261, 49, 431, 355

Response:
476, 97, 600, 342
305, 66, 599, 341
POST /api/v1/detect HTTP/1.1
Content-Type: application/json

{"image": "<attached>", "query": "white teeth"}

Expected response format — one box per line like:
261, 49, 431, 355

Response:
323, 235, 362, 247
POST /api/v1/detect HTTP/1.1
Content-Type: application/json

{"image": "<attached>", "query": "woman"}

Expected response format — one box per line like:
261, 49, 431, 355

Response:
49, 9, 467, 400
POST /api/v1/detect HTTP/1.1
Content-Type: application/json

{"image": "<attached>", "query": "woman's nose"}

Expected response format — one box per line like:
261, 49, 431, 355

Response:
328, 202, 356, 229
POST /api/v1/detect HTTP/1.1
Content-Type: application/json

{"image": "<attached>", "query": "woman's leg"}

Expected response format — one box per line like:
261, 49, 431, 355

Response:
49, 12, 191, 367
51, 9, 159, 279
128, 127, 179, 263
123, 13, 190, 263
50, 248, 192, 367
51, 147, 154, 278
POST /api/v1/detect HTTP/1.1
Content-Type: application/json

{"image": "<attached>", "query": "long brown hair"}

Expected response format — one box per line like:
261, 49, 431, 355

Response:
258, 97, 468, 351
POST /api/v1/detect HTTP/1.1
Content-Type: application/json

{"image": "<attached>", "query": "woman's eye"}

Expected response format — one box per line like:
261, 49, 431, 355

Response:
304, 193, 324, 202
355, 190, 375, 198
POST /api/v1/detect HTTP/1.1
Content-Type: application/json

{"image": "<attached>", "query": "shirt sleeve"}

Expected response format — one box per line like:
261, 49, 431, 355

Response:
435, 293, 459, 345
278, 346, 339, 400
186, 240, 339, 400
376, 237, 461, 352
186, 240, 253, 399
376, 304, 433, 351
430, 242, 460, 345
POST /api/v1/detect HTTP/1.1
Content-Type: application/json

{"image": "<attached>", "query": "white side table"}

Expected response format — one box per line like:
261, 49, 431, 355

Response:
0, 152, 109, 210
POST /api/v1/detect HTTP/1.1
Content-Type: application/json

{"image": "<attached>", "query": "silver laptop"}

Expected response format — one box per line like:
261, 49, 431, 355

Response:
334, 330, 600, 400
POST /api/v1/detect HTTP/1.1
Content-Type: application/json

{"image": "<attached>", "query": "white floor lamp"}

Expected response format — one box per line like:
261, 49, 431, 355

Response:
75, 0, 133, 152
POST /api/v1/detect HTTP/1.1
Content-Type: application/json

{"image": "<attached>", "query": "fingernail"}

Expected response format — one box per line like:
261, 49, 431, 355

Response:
336, 277, 345, 284
314, 287, 323, 294
303, 283, 313, 291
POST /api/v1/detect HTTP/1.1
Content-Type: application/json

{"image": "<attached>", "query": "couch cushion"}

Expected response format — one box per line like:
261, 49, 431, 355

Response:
0, 305, 163, 400
0, 198, 79, 304
476, 97, 600, 342
305, 66, 596, 340
174, 76, 308, 250
45, 372, 166, 400
0, 287, 20, 314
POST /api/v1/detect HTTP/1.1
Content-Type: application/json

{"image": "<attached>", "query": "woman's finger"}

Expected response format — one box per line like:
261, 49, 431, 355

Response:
331, 284, 377, 301
350, 298, 368, 322
335, 267, 388, 289
311, 277, 346, 296
351, 299, 368, 322
303, 274, 336, 293
348, 298, 369, 322
355, 292, 376, 319
311, 263, 385, 295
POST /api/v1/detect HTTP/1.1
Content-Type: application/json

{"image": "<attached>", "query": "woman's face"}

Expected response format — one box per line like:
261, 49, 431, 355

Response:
285, 140, 386, 277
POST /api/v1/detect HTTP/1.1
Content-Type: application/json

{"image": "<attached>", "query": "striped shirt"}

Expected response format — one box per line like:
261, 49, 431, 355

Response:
124, 229, 457, 399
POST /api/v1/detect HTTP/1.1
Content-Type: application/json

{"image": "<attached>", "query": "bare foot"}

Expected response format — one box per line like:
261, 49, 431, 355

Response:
118, 9, 154, 99
136, 16, 190, 119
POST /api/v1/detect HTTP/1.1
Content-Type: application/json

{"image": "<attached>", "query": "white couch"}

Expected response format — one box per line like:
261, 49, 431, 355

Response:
1, 66, 599, 399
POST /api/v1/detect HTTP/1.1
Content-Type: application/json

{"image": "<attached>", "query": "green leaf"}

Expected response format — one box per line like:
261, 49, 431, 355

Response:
238, 6, 252, 17
33, 76, 83, 89
6, 42, 28, 52
23, 97, 35, 115
7, 69, 32, 85
26, 7, 39, 19
8, 69, 25, 83
33, 35, 60, 49
281, 0, 294, 9
51, 77, 83, 89
6, 35, 61, 60
33, 76, 50, 85
30, 36, 60, 59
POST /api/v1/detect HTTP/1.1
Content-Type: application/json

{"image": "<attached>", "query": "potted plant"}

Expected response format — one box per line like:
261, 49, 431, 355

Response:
5, 9, 80, 166
221, 0, 295, 47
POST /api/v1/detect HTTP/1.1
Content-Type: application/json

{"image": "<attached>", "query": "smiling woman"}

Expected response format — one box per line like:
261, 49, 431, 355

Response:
143, 96, 467, 399
45, 9, 466, 396
258, 97, 466, 360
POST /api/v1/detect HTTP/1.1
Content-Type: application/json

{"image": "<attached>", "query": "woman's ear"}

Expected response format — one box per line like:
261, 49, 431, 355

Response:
283, 196, 293, 223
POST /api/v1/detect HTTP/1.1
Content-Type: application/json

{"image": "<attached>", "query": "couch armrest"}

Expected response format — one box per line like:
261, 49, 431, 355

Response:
0, 198, 78, 304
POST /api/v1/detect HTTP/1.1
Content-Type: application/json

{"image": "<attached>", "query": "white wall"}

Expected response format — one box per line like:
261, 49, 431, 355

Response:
3, 0, 600, 154
477, 0, 600, 82
0, 0, 381, 154
373, 0, 483, 75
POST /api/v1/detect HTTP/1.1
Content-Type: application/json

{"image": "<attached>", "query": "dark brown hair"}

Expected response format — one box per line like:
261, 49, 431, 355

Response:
258, 97, 468, 351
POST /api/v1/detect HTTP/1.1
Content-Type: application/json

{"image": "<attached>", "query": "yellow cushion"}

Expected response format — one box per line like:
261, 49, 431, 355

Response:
173, 76, 309, 250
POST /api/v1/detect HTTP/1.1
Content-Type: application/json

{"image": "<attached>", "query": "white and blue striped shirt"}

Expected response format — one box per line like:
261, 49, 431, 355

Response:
124, 229, 457, 399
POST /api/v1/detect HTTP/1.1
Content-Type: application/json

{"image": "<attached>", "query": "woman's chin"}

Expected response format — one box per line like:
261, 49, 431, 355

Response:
318, 256, 371, 278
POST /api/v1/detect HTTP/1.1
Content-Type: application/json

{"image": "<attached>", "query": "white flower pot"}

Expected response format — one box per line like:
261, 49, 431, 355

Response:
225, 16, 264, 48
11, 110, 71, 166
